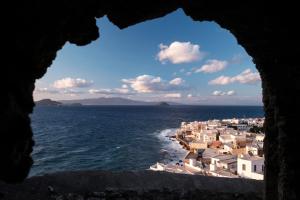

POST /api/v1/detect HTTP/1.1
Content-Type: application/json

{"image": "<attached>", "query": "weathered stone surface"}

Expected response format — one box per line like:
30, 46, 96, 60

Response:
0, 170, 263, 200
3, 1, 299, 199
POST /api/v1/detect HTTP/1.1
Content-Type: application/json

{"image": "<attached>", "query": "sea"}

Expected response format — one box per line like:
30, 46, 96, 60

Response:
29, 105, 264, 176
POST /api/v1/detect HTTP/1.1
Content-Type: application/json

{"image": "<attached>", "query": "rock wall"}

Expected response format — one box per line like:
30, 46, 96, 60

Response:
3, 1, 299, 199
0, 170, 263, 200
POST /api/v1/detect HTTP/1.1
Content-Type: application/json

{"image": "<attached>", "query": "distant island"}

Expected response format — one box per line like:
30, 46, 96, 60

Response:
35, 98, 181, 106
157, 102, 170, 106
35, 99, 62, 106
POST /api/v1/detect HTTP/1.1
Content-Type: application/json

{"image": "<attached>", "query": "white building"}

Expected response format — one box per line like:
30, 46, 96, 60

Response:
246, 141, 263, 156
149, 162, 166, 171
231, 118, 239, 124
210, 154, 237, 170
183, 152, 205, 172
231, 133, 247, 143
203, 130, 218, 144
219, 134, 232, 144
237, 154, 264, 180
223, 143, 234, 153
256, 134, 265, 142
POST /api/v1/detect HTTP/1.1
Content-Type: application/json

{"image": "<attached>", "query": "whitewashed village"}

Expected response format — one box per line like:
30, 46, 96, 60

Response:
150, 118, 265, 180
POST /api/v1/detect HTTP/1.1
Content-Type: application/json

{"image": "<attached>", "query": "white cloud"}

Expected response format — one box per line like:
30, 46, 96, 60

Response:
212, 90, 225, 96
115, 87, 131, 94
212, 90, 236, 96
157, 41, 203, 64
121, 84, 128, 89
231, 69, 261, 84
187, 94, 193, 98
122, 75, 187, 93
169, 77, 184, 85
227, 90, 236, 96
195, 59, 228, 73
34, 87, 59, 94
209, 76, 232, 85
53, 77, 93, 89
89, 89, 111, 94
34, 87, 87, 95
164, 93, 182, 98
209, 69, 261, 85
61, 89, 85, 95
88, 88, 134, 95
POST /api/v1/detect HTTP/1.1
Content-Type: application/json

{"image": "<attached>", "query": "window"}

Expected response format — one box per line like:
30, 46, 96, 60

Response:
242, 164, 246, 171
254, 165, 257, 172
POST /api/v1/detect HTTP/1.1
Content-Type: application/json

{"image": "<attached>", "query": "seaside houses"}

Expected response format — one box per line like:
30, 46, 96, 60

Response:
237, 154, 264, 180
152, 117, 265, 180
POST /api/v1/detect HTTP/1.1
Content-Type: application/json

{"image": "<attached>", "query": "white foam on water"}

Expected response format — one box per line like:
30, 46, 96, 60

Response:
156, 128, 188, 165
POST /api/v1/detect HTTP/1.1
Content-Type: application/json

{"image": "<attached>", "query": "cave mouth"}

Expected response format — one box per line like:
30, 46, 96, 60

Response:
4, 1, 298, 200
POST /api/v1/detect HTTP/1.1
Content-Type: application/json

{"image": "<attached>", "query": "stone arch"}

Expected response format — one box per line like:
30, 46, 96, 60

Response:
3, 1, 298, 200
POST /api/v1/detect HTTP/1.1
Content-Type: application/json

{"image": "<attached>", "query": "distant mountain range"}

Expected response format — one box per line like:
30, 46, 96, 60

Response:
35, 97, 182, 106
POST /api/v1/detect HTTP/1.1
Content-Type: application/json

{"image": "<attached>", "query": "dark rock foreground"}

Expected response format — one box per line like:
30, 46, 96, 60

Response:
0, 170, 263, 200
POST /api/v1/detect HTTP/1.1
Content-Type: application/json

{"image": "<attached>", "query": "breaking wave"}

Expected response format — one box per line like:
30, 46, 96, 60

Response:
156, 128, 188, 165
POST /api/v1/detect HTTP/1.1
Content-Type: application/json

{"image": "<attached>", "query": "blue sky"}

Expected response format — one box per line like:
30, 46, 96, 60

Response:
34, 9, 262, 105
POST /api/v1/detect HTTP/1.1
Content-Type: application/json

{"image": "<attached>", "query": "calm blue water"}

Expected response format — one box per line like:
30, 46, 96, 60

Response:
30, 105, 264, 176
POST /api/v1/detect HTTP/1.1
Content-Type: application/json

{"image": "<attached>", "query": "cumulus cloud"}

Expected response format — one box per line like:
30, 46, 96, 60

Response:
209, 76, 232, 85
212, 90, 236, 96
164, 93, 182, 98
195, 59, 228, 73
53, 77, 93, 89
209, 69, 261, 85
169, 77, 184, 85
122, 75, 187, 93
157, 41, 203, 64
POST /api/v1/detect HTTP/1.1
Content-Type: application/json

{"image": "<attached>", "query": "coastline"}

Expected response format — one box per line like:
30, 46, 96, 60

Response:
150, 117, 265, 179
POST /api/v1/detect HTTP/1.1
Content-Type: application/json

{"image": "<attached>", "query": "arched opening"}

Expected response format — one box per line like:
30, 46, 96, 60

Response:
2, 1, 298, 200
31, 9, 263, 177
